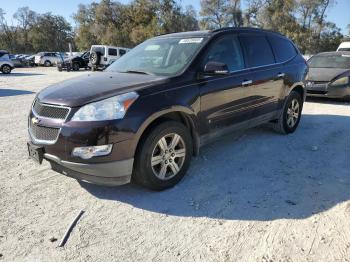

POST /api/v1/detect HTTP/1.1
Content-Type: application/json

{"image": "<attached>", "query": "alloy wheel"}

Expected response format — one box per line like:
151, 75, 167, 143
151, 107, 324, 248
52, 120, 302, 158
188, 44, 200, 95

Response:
2, 65, 10, 74
151, 133, 186, 180
286, 98, 300, 128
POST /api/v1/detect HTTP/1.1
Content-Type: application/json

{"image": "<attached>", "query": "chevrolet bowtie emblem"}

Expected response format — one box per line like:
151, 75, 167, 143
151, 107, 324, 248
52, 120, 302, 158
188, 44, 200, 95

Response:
31, 117, 40, 125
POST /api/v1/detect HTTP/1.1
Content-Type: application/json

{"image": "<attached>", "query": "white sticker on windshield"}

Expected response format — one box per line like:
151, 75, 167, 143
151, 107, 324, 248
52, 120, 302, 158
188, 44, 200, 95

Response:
179, 38, 203, 44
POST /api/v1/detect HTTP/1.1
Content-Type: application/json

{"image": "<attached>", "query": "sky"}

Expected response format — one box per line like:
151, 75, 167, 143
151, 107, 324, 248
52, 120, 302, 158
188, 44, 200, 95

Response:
1, 0, 349, 35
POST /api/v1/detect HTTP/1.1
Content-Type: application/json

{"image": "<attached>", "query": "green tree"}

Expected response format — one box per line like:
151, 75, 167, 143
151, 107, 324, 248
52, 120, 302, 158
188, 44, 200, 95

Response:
199, 0, 242, 29
74, 0, 199, 50
13, 7, 37, 52
0, 8, 21, 52
29, 13, 74, 52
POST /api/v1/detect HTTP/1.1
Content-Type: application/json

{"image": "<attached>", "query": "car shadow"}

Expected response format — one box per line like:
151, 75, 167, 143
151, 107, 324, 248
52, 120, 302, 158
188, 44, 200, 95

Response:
306, 96, 350, 105
0, 89, 35, 97
1, 72, 45, 77
80, 114, 350, 221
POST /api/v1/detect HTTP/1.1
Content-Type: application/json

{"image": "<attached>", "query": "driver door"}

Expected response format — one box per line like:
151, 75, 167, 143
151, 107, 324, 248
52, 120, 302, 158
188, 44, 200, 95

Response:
199, 34, 256, 136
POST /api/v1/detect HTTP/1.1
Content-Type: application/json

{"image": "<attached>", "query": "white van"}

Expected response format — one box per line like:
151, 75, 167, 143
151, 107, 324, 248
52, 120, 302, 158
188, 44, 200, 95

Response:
337, 42, 350, 51
89, 45, 130, 70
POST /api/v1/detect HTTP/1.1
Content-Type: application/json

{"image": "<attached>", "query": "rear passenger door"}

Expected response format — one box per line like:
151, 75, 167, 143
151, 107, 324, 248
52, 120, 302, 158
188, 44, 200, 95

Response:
239, 33, 285, 117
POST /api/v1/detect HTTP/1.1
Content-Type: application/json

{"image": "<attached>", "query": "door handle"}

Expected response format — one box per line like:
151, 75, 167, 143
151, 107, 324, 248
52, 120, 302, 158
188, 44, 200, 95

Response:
242, 80, 253, 86
277, 73, 285, 78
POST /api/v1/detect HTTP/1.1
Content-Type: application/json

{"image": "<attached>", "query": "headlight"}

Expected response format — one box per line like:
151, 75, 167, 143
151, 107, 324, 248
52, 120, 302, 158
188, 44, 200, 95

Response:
331, 76, 349, 86
72, 92, 138, 121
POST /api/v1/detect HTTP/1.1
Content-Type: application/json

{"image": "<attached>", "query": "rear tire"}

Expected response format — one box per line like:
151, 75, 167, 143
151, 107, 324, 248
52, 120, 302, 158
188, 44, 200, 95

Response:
273, 90, 303, 134
89, 51, 101, 66
134, 121, 193, 191
44, 60, 51, 67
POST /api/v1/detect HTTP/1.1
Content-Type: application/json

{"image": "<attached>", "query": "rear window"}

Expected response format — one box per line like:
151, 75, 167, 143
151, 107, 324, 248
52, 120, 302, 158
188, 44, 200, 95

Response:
239, 34, 275, 67
268, 35, 297, 63
338, 48, 350, 51
108, 48, 118, 56
91, 47, 105, 56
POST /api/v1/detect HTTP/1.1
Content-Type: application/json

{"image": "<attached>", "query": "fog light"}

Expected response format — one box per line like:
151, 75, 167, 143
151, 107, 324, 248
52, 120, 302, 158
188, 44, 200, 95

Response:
72, 145, 113, 159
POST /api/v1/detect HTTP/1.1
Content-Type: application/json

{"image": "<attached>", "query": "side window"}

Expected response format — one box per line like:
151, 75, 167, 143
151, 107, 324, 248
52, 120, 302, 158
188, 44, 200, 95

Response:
119, 49, 126, 56
108, 48, 118, 56
239, 34, 275, 67
268, 35, 297, 63
203, 35, 244, 72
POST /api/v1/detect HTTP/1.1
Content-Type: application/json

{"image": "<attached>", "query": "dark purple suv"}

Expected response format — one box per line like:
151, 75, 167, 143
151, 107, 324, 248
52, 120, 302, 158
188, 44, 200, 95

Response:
28, 28, 308, 190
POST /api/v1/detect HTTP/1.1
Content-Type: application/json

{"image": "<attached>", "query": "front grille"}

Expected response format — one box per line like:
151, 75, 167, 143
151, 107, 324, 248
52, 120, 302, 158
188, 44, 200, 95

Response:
33, 99, 70, 120
29, 122, 60, 143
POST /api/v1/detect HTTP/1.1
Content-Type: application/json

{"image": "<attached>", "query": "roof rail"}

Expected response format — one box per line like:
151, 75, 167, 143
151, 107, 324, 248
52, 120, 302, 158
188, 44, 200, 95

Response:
210, 27, 284, 36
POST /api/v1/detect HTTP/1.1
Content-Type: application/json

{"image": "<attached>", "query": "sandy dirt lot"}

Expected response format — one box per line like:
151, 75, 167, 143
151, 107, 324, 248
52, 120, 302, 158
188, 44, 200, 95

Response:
0, 67, 350, 262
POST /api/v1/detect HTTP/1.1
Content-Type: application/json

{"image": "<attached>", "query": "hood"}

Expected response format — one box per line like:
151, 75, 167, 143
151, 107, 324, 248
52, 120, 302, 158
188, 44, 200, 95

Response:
37, 72, 167, 107
307, 67, 350, 82
64, 55, 80, 62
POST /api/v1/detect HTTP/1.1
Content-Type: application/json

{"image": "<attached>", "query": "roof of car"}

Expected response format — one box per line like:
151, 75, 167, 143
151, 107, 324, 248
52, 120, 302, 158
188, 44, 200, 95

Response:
314, 51, 350, 56
338, 42, 350, 47
154, 27, 285, 39
0, 50, 9, 54
91, 45, 129, 49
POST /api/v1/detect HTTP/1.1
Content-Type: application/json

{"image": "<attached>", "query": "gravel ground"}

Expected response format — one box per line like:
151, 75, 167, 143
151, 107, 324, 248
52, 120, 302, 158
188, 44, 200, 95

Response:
1, 67, 350, 262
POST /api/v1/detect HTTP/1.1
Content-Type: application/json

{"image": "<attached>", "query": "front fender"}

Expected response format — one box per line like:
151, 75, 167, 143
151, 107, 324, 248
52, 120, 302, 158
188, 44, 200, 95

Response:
132, 105, 200, 155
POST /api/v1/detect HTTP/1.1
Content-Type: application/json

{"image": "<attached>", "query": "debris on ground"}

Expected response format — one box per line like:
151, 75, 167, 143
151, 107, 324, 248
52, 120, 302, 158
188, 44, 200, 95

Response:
58, 210, 85, 247
49, 237, 57, 243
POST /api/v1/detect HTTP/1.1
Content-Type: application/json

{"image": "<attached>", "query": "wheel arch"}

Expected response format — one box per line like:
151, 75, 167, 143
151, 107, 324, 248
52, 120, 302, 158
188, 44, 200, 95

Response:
289, 82, 306, 101
133, 107, 200, 159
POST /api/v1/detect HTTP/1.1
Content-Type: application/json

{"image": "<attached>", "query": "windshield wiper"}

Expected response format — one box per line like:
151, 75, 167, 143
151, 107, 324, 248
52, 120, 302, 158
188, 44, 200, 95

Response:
122, 70, 151, 75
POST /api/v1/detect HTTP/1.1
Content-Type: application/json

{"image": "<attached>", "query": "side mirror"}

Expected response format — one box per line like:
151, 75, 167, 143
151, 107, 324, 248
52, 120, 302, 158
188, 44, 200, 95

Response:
203, 61, 229, 75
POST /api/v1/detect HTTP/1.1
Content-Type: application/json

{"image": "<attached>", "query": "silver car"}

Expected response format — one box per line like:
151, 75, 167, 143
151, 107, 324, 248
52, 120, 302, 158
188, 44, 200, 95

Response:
0, 50, 14, 74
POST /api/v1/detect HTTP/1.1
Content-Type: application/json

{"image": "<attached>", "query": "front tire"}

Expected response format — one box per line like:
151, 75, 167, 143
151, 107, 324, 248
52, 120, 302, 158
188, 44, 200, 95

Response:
1, 65, 11, 74
273, 90, 303, 134
72, 62, 80, 71
134, 121, 193, 191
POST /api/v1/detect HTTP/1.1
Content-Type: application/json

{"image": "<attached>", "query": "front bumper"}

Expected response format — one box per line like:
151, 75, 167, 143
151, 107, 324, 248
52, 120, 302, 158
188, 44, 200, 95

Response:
306, 82, 350, 99
46, 153, 134, 186
28, 99, 139, 186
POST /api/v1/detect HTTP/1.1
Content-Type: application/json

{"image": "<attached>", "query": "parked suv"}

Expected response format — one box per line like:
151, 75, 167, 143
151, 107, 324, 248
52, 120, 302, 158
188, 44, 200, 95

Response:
89, 45, 129, 71
34, 52, 62, 66
0, 50, 14, 74
27, 28, 308, 190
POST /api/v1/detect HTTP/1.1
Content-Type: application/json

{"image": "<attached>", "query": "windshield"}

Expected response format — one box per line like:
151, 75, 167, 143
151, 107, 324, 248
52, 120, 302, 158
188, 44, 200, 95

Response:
308, 54, 350, 69
107, 37, 206, 76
